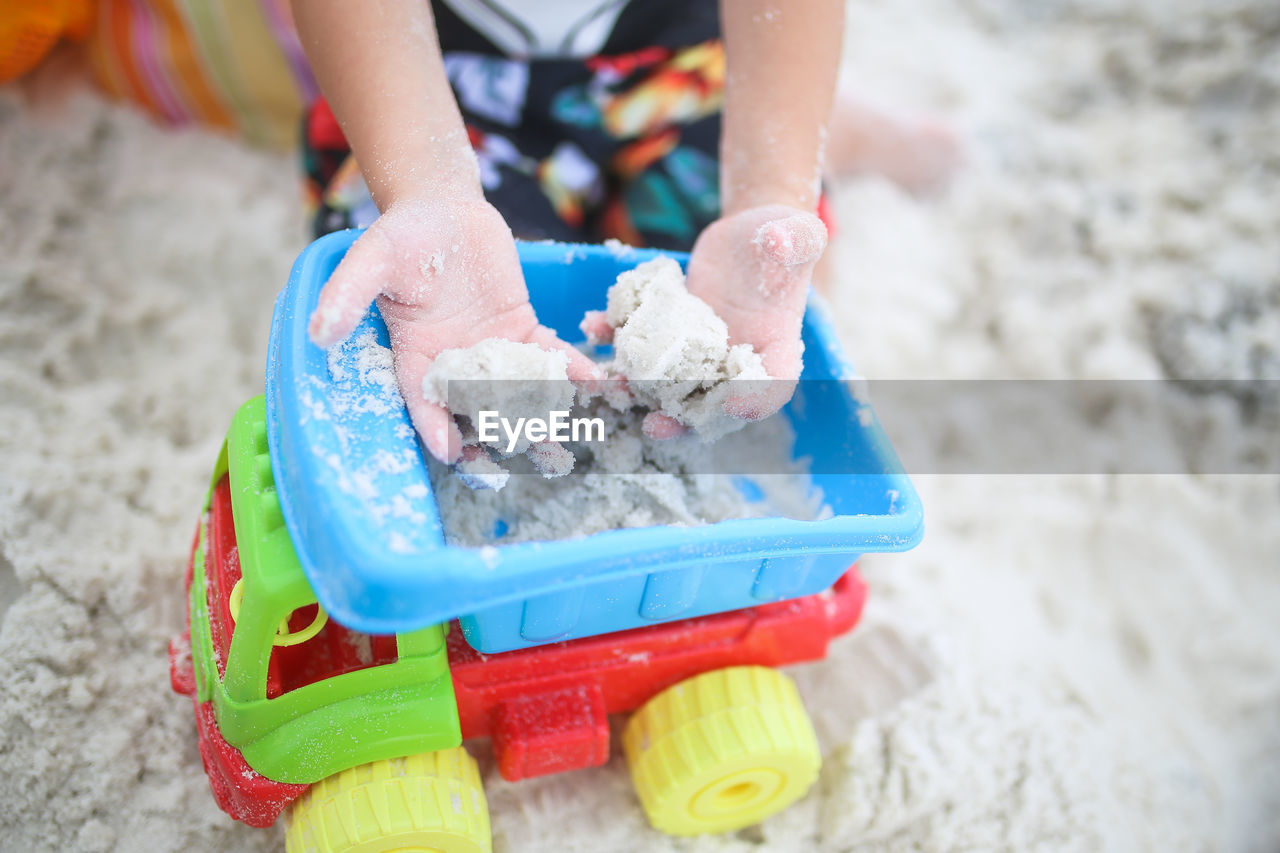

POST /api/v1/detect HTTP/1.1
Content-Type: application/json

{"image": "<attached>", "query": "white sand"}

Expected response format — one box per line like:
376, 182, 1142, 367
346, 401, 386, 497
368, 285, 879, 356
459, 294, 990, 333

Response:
422, 338, 575, 460
423, 261, 810, 538
2, 2, 1279, 852
602, 255, 769, 440
429, 407, 820, 546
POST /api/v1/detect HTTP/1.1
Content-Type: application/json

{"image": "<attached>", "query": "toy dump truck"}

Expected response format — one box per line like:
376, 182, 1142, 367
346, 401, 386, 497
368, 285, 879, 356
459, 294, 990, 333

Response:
170, 234, 922, 851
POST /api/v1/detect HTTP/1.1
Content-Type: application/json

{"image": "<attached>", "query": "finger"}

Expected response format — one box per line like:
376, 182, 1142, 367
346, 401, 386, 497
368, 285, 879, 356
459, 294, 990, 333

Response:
308, 229, 393, 348
394, 349, 464, 464
410, 399, 464, 465
724, 379, 796, 421
579, 310, 614, 345
642, 411, 689, 440
725, 342, 802, 421
528, 325, 607, 385
526, 440, 575, 477
753, 212, 828, 268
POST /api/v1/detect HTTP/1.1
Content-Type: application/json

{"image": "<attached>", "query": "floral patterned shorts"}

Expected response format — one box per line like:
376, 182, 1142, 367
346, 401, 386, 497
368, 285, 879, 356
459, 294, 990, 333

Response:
302, 32, 726, 251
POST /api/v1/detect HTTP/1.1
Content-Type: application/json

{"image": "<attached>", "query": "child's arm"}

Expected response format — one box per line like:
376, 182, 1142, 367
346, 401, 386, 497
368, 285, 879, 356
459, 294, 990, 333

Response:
682, 0, 844, 424
291, 0, 599, 464
292, 0, 477, 209
719, 0, 843, 216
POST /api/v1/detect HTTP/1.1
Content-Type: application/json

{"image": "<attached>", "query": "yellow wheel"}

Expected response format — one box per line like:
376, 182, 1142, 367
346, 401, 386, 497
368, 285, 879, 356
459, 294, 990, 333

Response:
285, 747, 491, 853
623, 666, 821, 836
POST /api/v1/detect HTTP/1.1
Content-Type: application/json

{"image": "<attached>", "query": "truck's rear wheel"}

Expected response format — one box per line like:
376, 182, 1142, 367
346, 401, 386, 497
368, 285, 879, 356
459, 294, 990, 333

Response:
284, 747, 490, 853
623, 666, 821, 836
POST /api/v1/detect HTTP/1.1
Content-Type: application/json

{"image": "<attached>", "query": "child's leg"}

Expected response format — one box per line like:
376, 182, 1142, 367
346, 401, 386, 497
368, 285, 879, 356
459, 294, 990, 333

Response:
824, 92, 961, 195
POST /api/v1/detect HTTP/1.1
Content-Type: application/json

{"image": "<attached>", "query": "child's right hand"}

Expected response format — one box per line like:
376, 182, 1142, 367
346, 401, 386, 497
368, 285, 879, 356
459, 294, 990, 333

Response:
308, 197, 602, 465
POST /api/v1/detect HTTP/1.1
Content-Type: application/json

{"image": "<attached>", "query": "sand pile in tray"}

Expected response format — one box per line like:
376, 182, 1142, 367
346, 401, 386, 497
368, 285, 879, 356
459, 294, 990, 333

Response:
428, 407, 823, 546
2, 0, 1280, 850
596, 255, 770, 440
423, 338, 577, 487
419, 255, 812, 544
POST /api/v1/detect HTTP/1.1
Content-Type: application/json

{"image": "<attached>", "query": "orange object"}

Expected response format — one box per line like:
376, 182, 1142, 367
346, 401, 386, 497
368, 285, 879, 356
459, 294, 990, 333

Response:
0, 0, 93, 84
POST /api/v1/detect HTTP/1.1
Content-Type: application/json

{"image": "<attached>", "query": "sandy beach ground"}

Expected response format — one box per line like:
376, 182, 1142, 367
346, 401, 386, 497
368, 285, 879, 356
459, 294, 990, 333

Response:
2, 1, 1278, 851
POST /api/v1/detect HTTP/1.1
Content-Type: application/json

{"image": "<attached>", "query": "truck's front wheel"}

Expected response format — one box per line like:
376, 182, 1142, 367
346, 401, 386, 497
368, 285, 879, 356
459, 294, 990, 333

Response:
285, 747, 490, 853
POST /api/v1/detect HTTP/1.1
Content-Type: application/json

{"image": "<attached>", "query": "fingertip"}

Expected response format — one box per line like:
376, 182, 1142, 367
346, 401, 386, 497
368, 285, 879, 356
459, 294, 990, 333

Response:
642, 412, 688, 440
308, 300, 353, 349
755, 221, 792, 264
723, 393, 770, 421
527, 440, 575, 478
579, 310, 614, 345
755, 213, 828, 267
725, 355, 799, 421
725, 376, 797, 422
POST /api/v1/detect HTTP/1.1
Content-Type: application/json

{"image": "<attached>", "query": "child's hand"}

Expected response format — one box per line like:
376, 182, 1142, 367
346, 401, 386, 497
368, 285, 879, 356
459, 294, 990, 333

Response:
687, 204, 826, 418
308, 198, 602, 464
638, 205, 825, 439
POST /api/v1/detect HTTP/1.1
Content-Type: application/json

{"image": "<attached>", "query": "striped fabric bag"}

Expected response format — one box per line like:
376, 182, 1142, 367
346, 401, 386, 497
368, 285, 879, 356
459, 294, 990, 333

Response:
3, 0, 316, 150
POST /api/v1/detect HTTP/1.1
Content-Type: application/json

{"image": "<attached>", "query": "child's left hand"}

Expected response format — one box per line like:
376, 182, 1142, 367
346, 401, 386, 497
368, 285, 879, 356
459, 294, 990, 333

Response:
639, 204, 827, 439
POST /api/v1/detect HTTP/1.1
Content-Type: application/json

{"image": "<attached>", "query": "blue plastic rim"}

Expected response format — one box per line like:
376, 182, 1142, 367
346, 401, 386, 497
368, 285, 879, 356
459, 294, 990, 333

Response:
265, 230, 924, 650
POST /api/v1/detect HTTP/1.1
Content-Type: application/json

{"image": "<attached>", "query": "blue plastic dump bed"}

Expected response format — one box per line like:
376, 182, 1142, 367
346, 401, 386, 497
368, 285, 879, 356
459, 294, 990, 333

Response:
265, 230, 923, 651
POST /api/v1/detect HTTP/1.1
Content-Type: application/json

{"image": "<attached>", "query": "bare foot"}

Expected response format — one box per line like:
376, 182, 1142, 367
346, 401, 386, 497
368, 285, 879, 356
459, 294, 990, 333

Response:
826, 93, 962, 195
